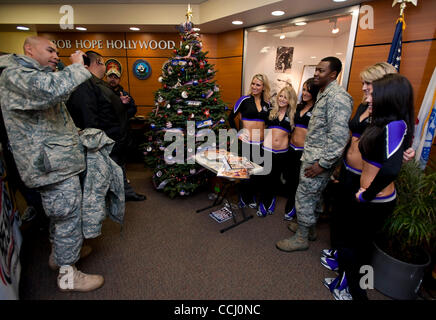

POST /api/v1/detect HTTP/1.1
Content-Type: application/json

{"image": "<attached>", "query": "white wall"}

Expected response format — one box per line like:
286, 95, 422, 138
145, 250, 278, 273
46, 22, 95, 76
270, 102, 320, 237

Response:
243, 29, 351, 101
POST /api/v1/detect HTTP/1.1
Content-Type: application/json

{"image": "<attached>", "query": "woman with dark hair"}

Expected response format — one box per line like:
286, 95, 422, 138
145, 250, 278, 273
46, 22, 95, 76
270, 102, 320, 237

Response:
283, 77, 319, 221
228, 73, 271, 208
331, 73, 415, 300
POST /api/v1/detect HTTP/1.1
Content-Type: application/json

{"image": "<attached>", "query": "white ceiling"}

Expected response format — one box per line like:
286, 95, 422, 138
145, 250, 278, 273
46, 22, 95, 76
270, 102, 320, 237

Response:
0, 0, 368, 34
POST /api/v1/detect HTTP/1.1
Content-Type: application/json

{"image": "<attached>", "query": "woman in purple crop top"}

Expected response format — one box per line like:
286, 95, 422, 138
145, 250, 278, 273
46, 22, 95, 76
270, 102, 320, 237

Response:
257, 85, 297, 217
326, 73, 415, 301
228, 74, 271, 208
321, 64, 415, 301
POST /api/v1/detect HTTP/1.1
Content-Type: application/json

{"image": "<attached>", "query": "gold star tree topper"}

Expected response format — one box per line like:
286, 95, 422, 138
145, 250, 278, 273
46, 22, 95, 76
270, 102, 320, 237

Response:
186, 4, 193, 22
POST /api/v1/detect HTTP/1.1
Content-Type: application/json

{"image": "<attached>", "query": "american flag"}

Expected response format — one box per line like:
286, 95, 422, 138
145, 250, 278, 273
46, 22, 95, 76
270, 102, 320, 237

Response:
387, 17, 405, 72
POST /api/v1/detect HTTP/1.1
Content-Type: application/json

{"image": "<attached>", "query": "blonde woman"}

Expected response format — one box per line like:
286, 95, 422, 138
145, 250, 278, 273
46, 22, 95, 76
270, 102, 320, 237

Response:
228, 73, 271, 208
321, 62, 415, 299
257, 86, 298, 216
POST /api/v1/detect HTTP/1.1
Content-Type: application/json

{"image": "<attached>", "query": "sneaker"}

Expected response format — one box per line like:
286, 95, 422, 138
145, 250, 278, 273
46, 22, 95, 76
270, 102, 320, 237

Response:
323, 277, 339, 292
332, 287, 353, 300
321, 249, 338, 260
49, 245, 92, 270
57, 265, 104, 292
267, 197, 276, 215
239, 196, 257, 209
256, 202, 268, 217
284, 207, 296, 221
321, 256, 339, 271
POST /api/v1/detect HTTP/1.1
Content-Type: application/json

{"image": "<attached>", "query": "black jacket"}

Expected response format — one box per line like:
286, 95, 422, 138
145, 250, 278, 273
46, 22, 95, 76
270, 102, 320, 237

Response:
66, 75, 128, 156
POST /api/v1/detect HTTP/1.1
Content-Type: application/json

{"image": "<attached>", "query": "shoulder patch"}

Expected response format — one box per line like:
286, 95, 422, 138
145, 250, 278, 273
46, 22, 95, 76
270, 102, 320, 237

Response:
234, 95, 250, 113
385, 120, 407, 159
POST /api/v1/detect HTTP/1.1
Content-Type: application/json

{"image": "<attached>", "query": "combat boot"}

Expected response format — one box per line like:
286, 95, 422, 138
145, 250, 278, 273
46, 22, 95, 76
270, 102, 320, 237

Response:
49, 245, 92, 270
276, 225, 309, 252
287, 220, 317, 241
57, 265, 104, 292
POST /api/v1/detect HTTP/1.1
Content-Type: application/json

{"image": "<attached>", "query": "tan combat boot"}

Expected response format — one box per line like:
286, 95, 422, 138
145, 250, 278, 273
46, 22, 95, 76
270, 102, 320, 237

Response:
287, 220, 318, 241
49, 245, 92, 270
57, 265, 104, 292
276, 225, 309, 252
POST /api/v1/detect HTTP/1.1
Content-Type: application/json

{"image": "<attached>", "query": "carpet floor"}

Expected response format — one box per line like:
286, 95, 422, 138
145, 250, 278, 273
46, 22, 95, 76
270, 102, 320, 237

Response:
18, 163, 390, 300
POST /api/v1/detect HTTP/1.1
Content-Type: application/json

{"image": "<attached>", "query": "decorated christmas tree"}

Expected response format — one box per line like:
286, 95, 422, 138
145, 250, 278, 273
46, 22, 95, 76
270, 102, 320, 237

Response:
142, 7, 229, 198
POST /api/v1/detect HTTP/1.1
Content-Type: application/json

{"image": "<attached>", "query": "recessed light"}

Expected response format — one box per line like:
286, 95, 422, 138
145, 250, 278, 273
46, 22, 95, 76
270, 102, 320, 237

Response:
232, 21, 243, 25
298, 61, 303, 64
272, 11, 285, 16
258, 29, 267, 33
279, 34, 285, 40
336, 52, 343, 55
192, 27, 201, 31
16, 26, 30, 31
295, 22, 307, 26
310, 56, 317, 59
333, 0, 347, 2
332, 28, 339, 34
75, 27, 87, 31
130, 27, 140, 31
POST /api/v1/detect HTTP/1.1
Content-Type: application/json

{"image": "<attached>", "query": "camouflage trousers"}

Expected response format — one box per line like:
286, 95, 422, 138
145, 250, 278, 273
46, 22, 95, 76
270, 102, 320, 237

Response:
39, 175, 83, 266
295, 161, 333, 227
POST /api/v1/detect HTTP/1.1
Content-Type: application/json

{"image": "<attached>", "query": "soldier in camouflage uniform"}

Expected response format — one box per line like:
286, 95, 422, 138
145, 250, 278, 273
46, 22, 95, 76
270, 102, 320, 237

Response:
0, 36, 104, 292
276, 57, 353, 252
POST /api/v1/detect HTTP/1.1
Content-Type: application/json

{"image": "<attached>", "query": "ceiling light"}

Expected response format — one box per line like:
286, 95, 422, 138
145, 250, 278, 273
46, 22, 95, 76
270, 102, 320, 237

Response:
336, 52, 343, 55
295, 22, 307, 26
258, 29, 267, 33
75, 27, 87, 31
272, 10, 285, 16
298, 61, 303, 64
129, 27, 140, 31
310, 56, 317, 59
192, 27, 201, 32
333, 0, 348, 2
232, 21, 243, 25
279, 34, 285, 40
16, 26, 30, 31
330, 18, 339, 34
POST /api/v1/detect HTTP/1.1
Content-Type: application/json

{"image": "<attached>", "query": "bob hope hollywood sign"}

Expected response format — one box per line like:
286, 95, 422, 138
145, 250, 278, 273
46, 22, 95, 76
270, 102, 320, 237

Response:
51, 39, 179, 50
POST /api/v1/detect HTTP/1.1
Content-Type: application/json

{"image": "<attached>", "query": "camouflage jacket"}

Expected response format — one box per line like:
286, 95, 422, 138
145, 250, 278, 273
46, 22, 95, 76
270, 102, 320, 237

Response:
0, 54, 91, 188
301, 80, 353, 169
79, 128, 125, 239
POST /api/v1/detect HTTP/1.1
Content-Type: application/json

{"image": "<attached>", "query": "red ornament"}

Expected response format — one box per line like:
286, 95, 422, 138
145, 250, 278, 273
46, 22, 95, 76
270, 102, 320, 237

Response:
173, 49, 177, 53
214, 98, 217, 102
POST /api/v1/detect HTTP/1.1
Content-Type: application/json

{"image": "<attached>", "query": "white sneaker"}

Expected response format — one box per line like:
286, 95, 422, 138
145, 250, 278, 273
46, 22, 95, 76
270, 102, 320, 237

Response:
57, 265, 104, 292
332, 287, 353, 300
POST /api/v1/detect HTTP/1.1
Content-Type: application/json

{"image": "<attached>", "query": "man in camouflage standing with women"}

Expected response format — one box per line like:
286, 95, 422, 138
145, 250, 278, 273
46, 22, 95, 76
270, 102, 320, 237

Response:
0, 36, 104, 292
276, 57, 353, 252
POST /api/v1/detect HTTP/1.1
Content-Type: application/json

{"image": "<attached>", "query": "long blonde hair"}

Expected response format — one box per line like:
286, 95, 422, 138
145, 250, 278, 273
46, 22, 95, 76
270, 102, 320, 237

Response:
269, 86, 297, 127
247, 73, 271, 102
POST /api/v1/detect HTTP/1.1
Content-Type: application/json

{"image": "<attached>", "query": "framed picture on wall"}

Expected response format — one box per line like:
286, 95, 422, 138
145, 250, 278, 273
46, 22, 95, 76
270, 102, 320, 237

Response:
298, 65, 317, 100
275, 47, 294, 73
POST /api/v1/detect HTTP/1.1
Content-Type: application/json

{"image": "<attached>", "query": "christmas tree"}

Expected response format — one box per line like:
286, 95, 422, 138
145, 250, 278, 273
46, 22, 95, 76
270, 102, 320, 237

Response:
142, 8, 229, 198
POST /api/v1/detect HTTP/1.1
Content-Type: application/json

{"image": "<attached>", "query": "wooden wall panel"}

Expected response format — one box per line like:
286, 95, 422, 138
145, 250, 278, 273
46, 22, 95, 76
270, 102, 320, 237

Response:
356, 0, 436, 46
348, 41, 436, 117
127, 57, 167, 107
215, 56, 243, 107
40, 32, 127, 57
217, 29, 244, 58
350, 0, 436, 166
